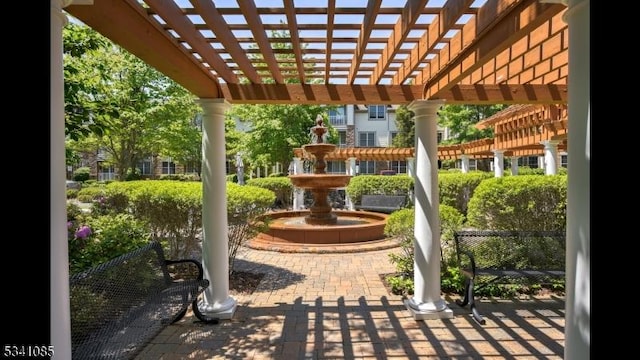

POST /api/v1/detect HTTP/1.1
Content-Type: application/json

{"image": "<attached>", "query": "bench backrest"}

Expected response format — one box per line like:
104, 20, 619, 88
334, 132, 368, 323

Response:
69, 241, 171, 354
453, 230, 566, 271
360, 195, 406, 207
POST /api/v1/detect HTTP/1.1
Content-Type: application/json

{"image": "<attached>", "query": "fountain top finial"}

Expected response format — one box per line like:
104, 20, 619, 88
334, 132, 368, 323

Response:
310, 115, 327, 144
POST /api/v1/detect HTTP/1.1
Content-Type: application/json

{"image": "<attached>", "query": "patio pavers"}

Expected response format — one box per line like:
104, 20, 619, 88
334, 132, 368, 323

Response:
136, 246, 564, 359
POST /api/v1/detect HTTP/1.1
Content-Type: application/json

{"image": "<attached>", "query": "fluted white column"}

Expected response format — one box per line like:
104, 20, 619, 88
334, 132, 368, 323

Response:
564, 0, 590, 358
541, 140, 560, 175
51, 1, 72, 358
460, 155, 470, 173
198, 98, 237, 319
493, 150, 505, 177
510, 157, 519, 175
405, 100, 453, 320
293, 157, 304, 210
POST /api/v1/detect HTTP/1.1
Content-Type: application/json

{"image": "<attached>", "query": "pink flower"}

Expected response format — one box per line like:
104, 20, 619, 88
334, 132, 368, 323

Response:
75, 225, 92, 239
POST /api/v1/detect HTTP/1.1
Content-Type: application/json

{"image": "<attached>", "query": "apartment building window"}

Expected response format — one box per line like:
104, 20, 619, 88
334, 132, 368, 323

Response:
328, 108, 346, 126
162, 161, 176, 174
137, 159, 153, 176
358, 132, 376, 147
517, 156, 538, 168
98, 163, 115, 181
358, 160, 376, 174
337, 131, 347, 148
561, 154, 568, 168
389, 161, 407, 174
368, 105, 386, 120
437, 131, 443, 144
184, 161, 198, 173
327, 161, 346, 174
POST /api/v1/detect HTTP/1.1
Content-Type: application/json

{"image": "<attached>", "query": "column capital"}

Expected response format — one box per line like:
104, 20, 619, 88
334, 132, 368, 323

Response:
408, 99, 446, 115
540, 139, 561, 148
564, 0, 589, 23
197, 98, 231, 117
492, 149, 505, 156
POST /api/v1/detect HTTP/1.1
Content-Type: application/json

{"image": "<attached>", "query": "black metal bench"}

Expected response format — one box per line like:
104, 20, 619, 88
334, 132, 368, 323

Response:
355, 194, 406, 213
453, 230, 566, 325
69, 241, 218, 360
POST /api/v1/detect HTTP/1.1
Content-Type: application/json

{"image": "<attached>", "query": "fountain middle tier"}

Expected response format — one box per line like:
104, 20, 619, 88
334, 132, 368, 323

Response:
289, 174, 351, 225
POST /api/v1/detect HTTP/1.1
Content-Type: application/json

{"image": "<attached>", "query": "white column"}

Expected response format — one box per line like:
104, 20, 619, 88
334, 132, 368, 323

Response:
292, 157, 304, 210
346, 105, 355, 126
346, 157, 357, 210
460, 155, 470, 173
510, 157, 519, 175
406, 156, 416, 206
565, 0, 590, 358
406, 156, 415, 178
541, 140, 560, 175
51, 1, 72, 358
493, 150, 505, 177
405, 100, 453, 320
198, 98, 237, 319
538, 155, 545, 169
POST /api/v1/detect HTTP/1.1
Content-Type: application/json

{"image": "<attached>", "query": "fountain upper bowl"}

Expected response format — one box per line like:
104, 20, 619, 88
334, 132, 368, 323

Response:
289, 174, 351, 189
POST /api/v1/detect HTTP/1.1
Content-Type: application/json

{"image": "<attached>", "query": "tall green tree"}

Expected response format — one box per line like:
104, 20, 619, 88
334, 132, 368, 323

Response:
391, 105, 415, 147
64, 22, 200, 179
227, 28, 330, 174
63, 22, 114, 141
227, 105, 328, 174
437, 105, 507, 144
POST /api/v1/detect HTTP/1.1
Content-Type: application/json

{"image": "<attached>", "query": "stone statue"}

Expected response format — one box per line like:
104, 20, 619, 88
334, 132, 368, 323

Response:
310, 115, 328, 144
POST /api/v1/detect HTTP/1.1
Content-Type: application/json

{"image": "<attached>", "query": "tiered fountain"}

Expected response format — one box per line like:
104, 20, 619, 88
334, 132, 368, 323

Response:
251, 116, 395, 252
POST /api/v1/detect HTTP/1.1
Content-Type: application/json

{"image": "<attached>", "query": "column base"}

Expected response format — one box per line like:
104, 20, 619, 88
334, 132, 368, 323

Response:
197, 296, 238, 320
404, 298, 454, 320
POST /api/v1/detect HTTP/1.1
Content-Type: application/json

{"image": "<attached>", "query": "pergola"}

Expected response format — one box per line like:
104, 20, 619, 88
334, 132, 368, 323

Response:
51, 1, 589, 358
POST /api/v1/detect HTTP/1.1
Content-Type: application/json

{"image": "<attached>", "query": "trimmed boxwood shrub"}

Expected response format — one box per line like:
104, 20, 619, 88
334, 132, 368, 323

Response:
466, 174, 567, 231
73, 167, 91, 182
95, 180, 275, 269
383, 204, 465, 296
346, 175, 414, 205
438, 171, 492, 217
246, 176, 293, 208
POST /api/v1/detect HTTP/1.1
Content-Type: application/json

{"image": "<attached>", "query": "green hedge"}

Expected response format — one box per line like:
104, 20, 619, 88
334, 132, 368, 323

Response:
98, 180, 275, 260
438, 171, 492, 217
246, 176, 293, 207
346, 175, 414, 205
466, 174, 567, 231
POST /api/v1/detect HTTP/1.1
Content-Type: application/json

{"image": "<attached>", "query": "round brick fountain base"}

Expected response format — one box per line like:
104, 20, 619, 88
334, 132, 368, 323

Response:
248, 210, 401, 253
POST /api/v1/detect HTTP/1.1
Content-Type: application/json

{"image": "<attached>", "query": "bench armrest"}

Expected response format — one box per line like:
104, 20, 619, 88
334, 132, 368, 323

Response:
165, 259, 205, 281
458, 250, 478, 279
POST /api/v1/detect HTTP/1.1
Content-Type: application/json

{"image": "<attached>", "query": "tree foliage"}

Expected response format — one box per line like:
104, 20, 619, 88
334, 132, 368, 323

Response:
227, 28, 330, 174
63, 22, 114, 141
391, 105, 415, 147
437, 105, 507, 144
64, 21, 200, 179
227, 104, 328, 173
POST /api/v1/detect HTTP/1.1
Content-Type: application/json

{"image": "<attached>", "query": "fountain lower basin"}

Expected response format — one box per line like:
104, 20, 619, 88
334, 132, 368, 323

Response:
254, 209, 388, 244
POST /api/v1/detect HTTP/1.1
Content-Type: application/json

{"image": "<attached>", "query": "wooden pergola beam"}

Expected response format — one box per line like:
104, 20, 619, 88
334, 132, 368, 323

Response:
65, 0, 223, 98
221, 84, 424, 104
